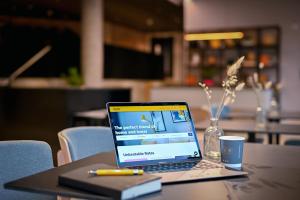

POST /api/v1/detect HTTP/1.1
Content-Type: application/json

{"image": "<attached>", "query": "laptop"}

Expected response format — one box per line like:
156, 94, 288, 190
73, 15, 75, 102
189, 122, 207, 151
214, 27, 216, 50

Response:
106, 102, 247, 184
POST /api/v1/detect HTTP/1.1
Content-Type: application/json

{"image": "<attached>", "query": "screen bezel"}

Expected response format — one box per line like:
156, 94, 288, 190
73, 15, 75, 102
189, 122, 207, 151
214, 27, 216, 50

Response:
106, 102, 202, 167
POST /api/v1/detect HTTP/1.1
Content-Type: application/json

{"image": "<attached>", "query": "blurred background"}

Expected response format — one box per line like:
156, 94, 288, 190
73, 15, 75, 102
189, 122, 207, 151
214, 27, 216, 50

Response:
0, 0, 300, 161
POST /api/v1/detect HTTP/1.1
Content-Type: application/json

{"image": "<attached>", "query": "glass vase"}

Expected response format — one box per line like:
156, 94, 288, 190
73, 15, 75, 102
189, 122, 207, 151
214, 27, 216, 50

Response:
268, 97, 280, 119
204, 118, 224, 161
255, 106, 267, 129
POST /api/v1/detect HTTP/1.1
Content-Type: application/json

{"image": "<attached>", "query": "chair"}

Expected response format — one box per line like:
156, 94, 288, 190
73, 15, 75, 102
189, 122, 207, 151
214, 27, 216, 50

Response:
284, 140, 300, 146
0, 140, 54, 200
280, 119, 300, 146
58, 126, 114, 165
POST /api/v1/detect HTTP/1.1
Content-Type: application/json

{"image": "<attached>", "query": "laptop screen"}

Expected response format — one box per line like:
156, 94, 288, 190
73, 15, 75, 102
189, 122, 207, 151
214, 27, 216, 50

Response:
107, 102, 202, 167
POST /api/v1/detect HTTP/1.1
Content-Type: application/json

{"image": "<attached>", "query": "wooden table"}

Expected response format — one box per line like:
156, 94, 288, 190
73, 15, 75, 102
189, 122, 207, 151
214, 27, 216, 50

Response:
72, 109, 108, 126
5, 144, 300, 200
226, 110, 300, 144
228, 110, 300, 120
71, 108, 300, 144
195, 119, 300, 144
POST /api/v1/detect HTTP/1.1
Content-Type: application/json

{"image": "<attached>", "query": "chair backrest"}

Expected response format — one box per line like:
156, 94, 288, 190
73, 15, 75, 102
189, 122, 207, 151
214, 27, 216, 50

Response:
58, 126, 114, 163
0, 140, 54, 200
284, 140, 300, 146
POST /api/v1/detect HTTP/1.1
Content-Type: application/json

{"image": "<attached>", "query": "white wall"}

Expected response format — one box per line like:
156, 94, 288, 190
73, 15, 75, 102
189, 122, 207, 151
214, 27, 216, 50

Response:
184, 0, 300, 112
150, 87, 272, 111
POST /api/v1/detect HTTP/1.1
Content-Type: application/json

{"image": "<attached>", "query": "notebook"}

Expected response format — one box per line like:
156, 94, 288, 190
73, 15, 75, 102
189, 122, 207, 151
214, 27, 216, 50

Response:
59, 163, 161, 200
106, 102, 247, 184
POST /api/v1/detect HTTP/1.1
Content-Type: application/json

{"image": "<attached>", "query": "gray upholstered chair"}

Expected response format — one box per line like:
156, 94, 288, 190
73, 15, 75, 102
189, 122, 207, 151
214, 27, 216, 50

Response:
284, 140, 300, 146
0, 140, 55, 200
58, 126, 114, 165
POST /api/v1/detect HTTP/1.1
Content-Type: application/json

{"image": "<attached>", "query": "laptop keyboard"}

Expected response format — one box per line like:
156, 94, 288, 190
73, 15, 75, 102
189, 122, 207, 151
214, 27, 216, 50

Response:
131, 160, 223, 174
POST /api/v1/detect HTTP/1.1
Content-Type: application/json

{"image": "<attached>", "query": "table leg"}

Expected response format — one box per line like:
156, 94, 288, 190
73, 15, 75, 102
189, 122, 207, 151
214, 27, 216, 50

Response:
268, 133, 273, 144
268, 119, 281, 145
248, 132, 256, 142
276, 134, 280, 144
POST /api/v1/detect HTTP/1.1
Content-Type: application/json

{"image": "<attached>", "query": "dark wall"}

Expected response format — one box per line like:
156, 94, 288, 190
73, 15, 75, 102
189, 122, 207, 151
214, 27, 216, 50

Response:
0, 24, 164, 80
0, 87, 130, 162
151, 37, 173, 78
104, 45, 164, 80
0, 24, 80, 77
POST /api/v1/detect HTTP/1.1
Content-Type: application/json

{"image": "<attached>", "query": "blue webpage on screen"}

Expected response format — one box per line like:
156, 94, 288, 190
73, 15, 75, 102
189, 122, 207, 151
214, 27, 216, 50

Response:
109, 105, 200, 164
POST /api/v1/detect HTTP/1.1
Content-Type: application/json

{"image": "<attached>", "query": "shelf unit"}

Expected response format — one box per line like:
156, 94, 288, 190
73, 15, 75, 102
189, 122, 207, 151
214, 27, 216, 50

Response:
184, 26, 280, 86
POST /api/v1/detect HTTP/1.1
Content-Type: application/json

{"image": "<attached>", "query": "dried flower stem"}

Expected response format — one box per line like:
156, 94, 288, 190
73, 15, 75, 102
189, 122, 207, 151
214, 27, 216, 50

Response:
253, 88, 261, 107
198, 56, 245, 120
207, 97, 213, 118
248, 73, 273, 108
215, 92, 227, 119
198, 82, 214, 118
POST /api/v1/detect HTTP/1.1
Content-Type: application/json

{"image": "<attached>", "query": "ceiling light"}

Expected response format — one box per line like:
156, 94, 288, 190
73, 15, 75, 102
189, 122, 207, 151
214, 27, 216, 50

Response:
146, 18, 154, 26
185, 32, 244, 41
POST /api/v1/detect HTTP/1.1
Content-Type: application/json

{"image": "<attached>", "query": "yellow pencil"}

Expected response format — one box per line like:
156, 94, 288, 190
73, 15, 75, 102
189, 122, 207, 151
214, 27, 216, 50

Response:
88, 169, 144, 176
